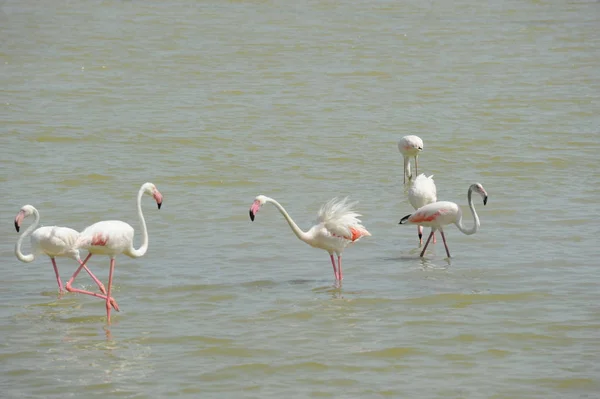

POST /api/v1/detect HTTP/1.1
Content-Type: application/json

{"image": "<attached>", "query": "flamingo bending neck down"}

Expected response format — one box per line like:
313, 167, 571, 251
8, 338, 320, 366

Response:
399, 183, 488, 258
14, 205, 110, 297
407, 173, 438, 245
398, 135, 423, 184
65, 182, 163, 324
249, 195, 371, 281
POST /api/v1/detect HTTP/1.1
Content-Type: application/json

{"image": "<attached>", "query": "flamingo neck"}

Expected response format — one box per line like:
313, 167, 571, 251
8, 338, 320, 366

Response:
15, 208, 39, 263
404, 156, 412, 181
265, 197, 310, 243
127, 186, 149, 258
455, 187, 480, 236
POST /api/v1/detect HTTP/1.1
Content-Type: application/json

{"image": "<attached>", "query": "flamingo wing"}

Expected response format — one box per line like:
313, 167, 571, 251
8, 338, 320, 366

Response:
318, 197, 371, 242
403, 201, 459, 226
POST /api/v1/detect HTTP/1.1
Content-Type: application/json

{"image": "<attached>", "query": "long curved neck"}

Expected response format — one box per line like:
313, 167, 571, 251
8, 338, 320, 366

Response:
15, 209, 39, 262
455, 187, 480, 235
128, 187, 149, 257
266, 198, 310, 242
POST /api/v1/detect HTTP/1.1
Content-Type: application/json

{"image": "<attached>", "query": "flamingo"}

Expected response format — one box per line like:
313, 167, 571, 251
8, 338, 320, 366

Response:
399, 183, 488, 258
65, 182, 163, 324
249, 195, 371, 281
14, 205, 113, 299
407, 174, 438, 245
398, 135, 423, 184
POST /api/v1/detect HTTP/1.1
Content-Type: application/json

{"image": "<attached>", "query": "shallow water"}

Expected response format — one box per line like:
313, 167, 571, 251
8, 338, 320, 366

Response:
1, 0, 600, 397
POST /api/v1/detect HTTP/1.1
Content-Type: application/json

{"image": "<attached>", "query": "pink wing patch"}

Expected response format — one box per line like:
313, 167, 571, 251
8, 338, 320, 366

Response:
90, 233, 109, 246
346, 226, 370, 242
410, 210, 441, 223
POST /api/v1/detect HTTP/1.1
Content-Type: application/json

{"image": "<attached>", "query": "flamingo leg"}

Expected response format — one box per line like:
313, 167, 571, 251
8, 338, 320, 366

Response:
418, 226, 423, 245
65, 254, 119, 311
77, 258, 108, 295
432, 230, 437, 244
440, 231, 451, 258
50, 257, 64, 293
337, 255, 343, 280
106, 258, 116, 324
329, 254, 339, 280
419, 231, 435, 257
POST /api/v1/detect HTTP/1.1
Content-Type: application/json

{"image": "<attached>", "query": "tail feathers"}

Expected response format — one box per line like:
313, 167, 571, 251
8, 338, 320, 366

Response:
399, 214, 412, 224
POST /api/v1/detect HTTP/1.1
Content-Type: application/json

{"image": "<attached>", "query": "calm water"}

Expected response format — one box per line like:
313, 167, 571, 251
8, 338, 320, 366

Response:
2, 0, 600, 397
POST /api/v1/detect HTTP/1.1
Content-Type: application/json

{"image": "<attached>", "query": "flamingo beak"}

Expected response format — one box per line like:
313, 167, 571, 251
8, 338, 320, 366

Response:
153, 189, 163, 209
249, 200, 261, 221
483, 196, 488, 206
14, 210, 25, 233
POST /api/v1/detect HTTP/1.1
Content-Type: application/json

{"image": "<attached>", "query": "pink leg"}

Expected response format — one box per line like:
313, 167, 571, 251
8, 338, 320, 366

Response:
106, 258, 116, 324
418, 226, 423, 245
65, 254, 119, 311
433, 230, 437, 244
419, 231, 435, 257
77, 258, 108, 295
329, 254, 339, 280
440, 230, 451, 258
50, 257, 64, 293
337, 255, 343, 280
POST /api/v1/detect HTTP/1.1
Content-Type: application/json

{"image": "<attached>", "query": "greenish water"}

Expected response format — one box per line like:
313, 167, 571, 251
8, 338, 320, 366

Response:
1, 0, 599, 398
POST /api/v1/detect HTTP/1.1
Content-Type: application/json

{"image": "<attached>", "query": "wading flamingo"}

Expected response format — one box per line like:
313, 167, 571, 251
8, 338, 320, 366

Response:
399, 183, 488, 258
65, 182, 163, 324
14, 205, 111, 298
249, 196, 371, 281
407, 174, 437, 245
398, 135, 423, 184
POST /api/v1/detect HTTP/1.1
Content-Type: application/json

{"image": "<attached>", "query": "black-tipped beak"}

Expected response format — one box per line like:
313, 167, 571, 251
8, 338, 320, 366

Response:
15, 221, 20, 233
249, 210, 255, 221
157, 202, 162, 210
483, 196, 488, 206
399, 214, 411, 224
418, 146, 423, 151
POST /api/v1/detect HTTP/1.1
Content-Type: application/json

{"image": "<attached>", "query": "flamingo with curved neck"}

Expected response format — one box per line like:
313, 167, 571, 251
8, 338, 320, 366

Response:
249, 195, 371, 280
65, 182, 163, 324
399, 183, 488, 258
398, 135, 423, 184
14, 204, 112, 298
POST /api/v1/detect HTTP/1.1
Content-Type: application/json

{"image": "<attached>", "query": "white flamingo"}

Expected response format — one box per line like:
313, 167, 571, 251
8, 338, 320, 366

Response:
398, 135, 423, 184
407, 174, 437, 245
14, 205, 111, 299
249, 196, 371, 280
65, 182, 163, 324
399, 183, 488, 258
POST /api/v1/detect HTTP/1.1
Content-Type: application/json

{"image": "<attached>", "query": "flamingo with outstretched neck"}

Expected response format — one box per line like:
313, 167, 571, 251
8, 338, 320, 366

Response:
399, 183, 488, 258
249, 196, 371, 280
14, 205, 113, 302
65, 182, 163, 324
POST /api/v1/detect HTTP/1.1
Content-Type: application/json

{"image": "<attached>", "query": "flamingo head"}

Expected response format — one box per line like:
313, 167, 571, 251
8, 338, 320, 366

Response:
472, 183, 488, 205
142, 182, 163, 209
14, 205, 35, 233
249, 195, 268, 221
398, 135, 424, 155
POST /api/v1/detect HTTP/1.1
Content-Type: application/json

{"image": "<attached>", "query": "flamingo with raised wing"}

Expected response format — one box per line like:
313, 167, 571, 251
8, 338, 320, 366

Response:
399, 183, 488, 258
398, 135, 423, 184
407, 174, 437, 245
65, 182, 163, 324
14, 205, 113, 301
249, 196, 371, 281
